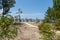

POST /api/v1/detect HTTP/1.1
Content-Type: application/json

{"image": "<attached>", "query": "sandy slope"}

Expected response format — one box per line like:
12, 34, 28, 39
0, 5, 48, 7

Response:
14, 23, 43, 40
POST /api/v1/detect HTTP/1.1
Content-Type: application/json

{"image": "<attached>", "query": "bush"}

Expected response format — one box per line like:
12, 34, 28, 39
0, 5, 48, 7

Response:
38, 23, 55, 40
55, 19, 60, 30
0, 16, 18, 40
56, 35, 60, 40
38, 23, 52, 32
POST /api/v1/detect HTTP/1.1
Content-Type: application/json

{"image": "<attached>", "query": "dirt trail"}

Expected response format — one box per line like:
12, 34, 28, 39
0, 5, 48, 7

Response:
14, 23, 43, 40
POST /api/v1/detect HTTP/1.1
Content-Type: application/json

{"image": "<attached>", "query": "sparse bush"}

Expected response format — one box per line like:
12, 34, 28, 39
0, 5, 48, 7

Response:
56, 35, 60, 40
38, 23, 55, 40
55, 19, 60, 30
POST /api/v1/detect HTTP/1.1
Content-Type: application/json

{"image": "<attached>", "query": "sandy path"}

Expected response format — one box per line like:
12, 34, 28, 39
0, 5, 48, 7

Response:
14, 23, 43, 40
24, 22, 38, 28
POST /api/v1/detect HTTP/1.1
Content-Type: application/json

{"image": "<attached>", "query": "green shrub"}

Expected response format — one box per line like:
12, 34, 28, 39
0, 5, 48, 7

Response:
55, 19, 60, 30
0, 16, 18, 40
38, 23, 55, 40
56, 35, 60, 40
38, 23, 52, 32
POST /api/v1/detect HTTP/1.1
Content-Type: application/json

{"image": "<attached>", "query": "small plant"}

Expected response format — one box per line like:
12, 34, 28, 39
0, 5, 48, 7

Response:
38, 23, 55, 40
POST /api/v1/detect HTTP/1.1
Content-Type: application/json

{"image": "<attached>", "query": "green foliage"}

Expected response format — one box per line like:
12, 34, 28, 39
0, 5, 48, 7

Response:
43, 17, 51, 23
38, 23, 55, 40
0, 16, 18, 40
55, 19, 60, 26
55, 19, 60, 30
56, 35, 60, 40
44, 0, 60, 23
38, 23, 51, 32
53, 0, 60, 11
0, 0, 18, 40
1, 0, 16, 15
39, 0, 60, 40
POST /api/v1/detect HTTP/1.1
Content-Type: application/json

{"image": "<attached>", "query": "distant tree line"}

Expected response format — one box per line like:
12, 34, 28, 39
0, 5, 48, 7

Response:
13, 17, 41, 22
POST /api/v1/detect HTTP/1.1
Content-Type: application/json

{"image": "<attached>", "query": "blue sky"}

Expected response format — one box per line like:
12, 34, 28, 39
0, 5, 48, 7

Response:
10, 0, 53, 19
